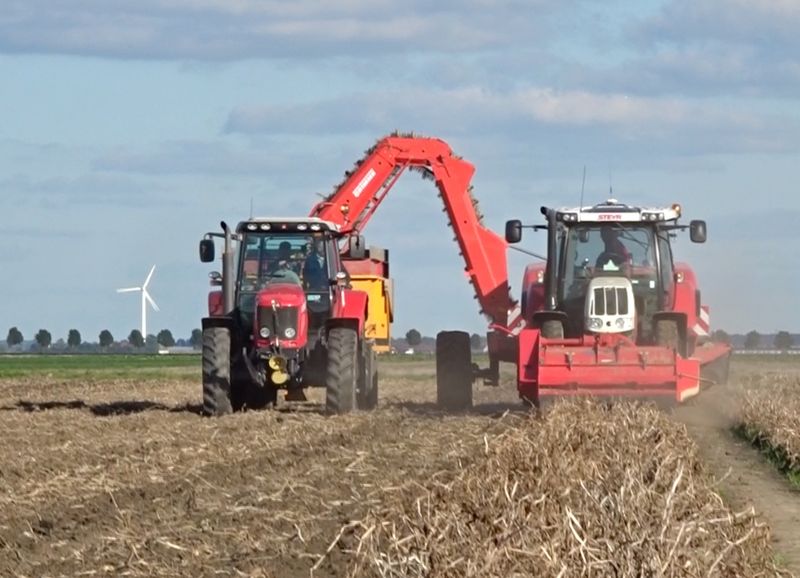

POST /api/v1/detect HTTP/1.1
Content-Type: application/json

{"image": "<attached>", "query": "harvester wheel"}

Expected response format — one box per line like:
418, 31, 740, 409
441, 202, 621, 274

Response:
541, 320, 564, 339
358, 342, 379, 410
326, 326, 358, 414
436, 331, 473, 411
202, 327, 233, 417
655, 319, 679, 351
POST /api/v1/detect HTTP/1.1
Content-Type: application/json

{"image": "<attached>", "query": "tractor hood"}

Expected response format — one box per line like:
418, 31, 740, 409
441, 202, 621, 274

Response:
256, 282, 307, 309
253, 283, 308, 349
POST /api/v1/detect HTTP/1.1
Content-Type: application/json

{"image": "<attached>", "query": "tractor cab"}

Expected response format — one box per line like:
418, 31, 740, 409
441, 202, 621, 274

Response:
234, 219, 342, 336
200, 217, 344, 349
507, 199, 707, 343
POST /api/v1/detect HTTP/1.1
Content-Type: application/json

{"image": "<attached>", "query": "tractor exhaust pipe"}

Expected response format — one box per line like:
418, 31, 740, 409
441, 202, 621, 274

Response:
221, 221, 236, 315
542, 207, 558, 311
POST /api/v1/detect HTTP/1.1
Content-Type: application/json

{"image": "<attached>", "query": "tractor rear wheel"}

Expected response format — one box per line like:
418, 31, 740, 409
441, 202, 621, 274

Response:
202, 327, 233, 417
358, 342, 378, 410
325, 326, 359, 414
436, 331, 473, 411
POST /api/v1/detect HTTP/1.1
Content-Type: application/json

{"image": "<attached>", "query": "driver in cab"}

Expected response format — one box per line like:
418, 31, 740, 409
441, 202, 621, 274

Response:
303, 239, 328, 290
265, 241, 302, 285
596, 228, 631, 270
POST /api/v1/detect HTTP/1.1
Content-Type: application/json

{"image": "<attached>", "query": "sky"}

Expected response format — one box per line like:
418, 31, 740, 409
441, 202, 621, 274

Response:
2, 0, 799, 342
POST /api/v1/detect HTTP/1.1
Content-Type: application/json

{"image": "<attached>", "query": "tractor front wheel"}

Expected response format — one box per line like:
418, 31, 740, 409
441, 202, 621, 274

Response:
655, 319, 679, 351
436, 331, 473, 411
325, 326, 359, 414
541, 319, 564, 340
202, 327, 233, 417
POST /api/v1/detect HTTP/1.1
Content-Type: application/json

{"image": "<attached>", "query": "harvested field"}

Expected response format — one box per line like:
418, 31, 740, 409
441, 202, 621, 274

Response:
0, 356, 795, 576
346, 401, 779, 577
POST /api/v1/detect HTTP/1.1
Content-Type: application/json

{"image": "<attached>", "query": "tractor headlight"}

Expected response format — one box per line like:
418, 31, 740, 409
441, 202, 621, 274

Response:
589, 317, 603, 330
259, 327, 270, 338
615, 318, 626, 329
284, 327, 297, 339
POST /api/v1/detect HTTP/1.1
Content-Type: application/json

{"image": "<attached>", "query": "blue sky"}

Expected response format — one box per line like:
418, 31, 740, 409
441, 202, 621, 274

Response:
2, 0, 799, 342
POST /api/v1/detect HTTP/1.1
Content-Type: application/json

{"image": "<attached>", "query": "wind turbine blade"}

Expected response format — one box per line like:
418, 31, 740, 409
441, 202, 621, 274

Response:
144, 290, 160, 312
117, 287, 141, 293
143, 265, 156, 289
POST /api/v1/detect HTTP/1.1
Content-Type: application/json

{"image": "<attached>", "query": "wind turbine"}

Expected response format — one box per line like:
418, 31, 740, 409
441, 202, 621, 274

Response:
117, 265, 160, 338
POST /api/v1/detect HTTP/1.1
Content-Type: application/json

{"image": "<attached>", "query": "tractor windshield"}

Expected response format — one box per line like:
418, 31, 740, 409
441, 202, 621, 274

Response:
237, 232, 334, 324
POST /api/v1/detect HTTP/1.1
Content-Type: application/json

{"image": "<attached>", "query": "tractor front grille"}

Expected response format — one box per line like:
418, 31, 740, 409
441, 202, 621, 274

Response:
592, 286, 630, 316
258, 306, 299, 340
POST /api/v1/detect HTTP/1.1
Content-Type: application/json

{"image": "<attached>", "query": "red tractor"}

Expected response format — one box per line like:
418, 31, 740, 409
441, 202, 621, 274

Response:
493, 199, 732, 406
198, 218, 378, 416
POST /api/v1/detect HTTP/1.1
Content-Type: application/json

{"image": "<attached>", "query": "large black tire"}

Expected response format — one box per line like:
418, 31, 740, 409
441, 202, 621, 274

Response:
541, 319, 564, 339
436, 331, 473, 411
358, 343, 378, 410
202, 327, 233, 417
326, 326, 359, 415
655, 319, 679, 350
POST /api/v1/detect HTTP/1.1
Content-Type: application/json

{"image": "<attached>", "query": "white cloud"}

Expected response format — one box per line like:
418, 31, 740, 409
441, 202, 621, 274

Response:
225, 86, 797, 158
0, 0, 559, 59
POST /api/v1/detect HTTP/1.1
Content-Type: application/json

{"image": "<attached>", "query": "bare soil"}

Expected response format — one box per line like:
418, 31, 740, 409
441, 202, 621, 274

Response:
0, 364, 520, 577
0, 359, 797, 576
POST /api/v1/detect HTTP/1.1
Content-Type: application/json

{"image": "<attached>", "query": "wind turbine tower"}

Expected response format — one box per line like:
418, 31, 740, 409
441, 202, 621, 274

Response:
116, 265, 160, 338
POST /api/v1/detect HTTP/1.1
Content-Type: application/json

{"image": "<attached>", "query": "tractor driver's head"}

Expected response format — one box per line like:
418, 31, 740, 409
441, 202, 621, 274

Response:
601, 227, 619, 245
277, 241, 292, 260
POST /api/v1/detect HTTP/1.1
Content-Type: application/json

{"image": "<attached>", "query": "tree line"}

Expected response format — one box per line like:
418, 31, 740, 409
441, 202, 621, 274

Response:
403, 329, 485, 351
711, 329, 794, 350
405, 328, 793, 352
4, 326, 204, 352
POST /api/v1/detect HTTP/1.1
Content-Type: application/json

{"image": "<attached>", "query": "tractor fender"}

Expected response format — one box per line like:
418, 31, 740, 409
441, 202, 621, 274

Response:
202, 315, 236, 331
672, 264, 699, 327
521, 264, 546, 319
330, 288, 368, 336
208, 291, 223, 316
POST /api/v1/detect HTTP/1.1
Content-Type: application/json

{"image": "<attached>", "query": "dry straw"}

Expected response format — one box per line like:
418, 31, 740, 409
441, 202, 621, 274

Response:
740, 373, 800, 473
341, 400, 784, 578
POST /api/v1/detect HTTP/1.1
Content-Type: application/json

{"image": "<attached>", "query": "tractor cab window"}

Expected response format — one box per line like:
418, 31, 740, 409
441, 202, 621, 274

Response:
657, 230, 675, 304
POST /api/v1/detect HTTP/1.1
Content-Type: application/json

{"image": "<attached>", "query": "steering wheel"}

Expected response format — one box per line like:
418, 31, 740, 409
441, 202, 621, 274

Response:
595, 251, 627, 269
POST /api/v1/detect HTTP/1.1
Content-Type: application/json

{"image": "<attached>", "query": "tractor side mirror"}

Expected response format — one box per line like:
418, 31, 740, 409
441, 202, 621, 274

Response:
505, 220, 522, 244
348, 234, 367, 259
578, 229, 590, 243
689, 220, 707, 243
199, 239, 215, 262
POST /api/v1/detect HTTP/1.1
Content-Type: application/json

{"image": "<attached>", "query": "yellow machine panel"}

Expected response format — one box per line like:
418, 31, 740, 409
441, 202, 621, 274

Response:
351, 274, 393, 353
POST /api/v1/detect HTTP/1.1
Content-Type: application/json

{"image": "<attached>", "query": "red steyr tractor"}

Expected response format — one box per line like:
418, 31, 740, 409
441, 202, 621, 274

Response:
198, 218, 378, 416
502, 199, 730, 405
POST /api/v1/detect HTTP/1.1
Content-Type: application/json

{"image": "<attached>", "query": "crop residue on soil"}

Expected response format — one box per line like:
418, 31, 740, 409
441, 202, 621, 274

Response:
0, 360, 793, 577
